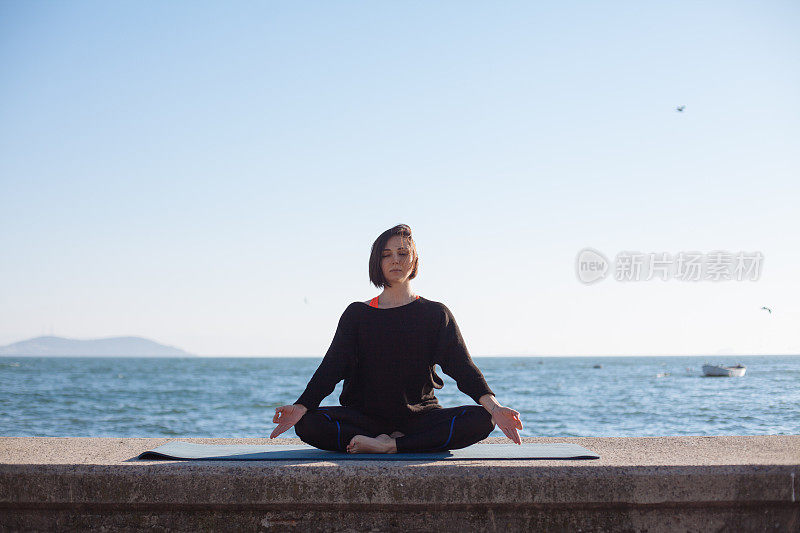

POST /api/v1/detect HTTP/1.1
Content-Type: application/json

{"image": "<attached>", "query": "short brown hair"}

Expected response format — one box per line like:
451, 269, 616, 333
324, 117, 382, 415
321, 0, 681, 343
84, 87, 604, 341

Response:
369, 224, 419, 288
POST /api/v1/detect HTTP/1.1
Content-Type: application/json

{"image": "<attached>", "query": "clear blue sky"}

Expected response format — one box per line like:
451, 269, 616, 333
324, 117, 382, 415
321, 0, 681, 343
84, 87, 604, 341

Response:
1, 1, 798, 356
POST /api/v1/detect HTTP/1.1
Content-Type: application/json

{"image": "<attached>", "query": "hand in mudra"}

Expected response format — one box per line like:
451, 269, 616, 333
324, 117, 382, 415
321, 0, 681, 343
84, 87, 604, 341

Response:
270, 404, 307, 439
491, 406, 523, 444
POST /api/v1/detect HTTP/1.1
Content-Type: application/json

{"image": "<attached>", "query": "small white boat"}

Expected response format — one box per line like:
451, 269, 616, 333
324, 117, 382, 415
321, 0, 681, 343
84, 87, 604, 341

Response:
702, 364, 746, 377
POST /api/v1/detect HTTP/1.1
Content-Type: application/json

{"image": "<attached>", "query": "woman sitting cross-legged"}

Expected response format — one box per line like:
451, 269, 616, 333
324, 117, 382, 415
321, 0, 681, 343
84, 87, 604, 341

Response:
270, 224, 523, 453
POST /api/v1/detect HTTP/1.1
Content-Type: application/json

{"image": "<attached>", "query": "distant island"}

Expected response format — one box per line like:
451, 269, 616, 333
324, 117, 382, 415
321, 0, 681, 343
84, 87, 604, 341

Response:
0, 336, 194, 357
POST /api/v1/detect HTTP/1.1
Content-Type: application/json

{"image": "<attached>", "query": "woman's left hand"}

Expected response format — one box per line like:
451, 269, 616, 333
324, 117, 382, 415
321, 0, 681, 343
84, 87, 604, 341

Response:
490, 405, 523, 444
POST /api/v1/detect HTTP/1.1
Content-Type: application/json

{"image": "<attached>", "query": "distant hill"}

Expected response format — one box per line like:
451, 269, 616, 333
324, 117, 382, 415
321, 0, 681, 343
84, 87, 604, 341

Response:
0, 336, 194, 357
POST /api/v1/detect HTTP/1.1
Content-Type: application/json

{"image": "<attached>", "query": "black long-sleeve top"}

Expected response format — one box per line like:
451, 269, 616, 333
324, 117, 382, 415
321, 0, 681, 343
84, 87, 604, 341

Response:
295, 296, 495, 423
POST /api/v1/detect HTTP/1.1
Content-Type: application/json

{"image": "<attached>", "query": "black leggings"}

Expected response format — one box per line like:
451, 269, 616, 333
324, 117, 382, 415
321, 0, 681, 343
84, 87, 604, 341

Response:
293, 405, 495, 453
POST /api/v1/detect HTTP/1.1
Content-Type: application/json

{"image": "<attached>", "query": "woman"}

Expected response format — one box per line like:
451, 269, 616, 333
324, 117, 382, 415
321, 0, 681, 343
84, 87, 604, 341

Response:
270, 224, 523, 453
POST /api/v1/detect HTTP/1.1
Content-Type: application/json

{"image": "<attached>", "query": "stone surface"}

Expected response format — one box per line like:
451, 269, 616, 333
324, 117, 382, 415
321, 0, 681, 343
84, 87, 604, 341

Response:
1, 436, 798, 532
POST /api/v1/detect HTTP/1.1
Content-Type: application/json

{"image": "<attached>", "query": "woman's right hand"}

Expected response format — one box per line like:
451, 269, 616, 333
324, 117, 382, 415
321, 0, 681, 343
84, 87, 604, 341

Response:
270, 404, 308, 438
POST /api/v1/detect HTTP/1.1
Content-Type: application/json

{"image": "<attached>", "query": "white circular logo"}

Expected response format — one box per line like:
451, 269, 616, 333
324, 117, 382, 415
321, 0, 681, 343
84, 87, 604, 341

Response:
576, 248, 609, 284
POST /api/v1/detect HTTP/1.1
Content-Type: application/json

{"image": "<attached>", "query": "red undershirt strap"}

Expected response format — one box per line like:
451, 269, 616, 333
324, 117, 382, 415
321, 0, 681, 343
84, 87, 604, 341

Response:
369, 295, 420, 308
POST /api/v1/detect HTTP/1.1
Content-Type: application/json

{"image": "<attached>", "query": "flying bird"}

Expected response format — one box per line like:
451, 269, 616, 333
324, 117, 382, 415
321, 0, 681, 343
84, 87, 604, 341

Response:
676, 105, 686, 112
761, 306, 772, 314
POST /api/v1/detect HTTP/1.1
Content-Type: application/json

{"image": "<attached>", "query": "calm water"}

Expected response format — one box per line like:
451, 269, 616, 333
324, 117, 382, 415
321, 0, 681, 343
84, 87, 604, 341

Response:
1, 356, 798, 438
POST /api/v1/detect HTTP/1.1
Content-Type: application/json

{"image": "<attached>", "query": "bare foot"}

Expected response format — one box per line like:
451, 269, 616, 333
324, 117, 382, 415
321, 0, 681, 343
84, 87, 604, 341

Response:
346, 434, 397, 454
389, 431, 405, 438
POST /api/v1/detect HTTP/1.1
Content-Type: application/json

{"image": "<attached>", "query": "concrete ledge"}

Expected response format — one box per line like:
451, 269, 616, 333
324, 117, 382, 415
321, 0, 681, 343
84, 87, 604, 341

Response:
1, 436, 798, 532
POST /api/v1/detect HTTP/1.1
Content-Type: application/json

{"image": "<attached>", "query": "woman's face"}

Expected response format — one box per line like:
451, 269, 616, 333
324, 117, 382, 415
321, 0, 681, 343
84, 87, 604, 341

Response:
381, 235, 414, 284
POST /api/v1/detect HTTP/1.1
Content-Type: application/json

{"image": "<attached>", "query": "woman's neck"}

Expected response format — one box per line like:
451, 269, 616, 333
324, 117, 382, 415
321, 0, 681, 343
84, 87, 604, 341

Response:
379, 283, 416, 306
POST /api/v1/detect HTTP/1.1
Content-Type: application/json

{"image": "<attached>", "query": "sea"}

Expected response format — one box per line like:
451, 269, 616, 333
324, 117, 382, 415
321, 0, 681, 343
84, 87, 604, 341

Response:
1, 355, 797, 438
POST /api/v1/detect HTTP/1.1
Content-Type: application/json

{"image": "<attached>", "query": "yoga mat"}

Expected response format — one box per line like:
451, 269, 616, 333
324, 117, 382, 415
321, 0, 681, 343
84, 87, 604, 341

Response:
138, 441, 599, 461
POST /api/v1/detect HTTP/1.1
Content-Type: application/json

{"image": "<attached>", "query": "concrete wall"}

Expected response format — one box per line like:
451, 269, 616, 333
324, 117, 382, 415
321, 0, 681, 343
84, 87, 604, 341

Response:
1, 436, 798, 532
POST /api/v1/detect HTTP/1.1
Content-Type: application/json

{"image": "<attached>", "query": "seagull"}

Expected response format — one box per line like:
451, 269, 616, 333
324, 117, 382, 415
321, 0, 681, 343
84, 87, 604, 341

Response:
676, 105, 685, 112
761, 306, 772, 314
